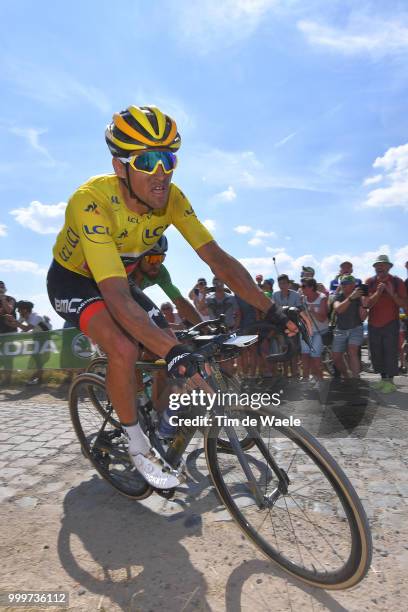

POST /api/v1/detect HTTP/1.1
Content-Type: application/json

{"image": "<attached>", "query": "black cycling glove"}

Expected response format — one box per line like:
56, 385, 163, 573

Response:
165, 344, 204, 379
264, 303, 289, 331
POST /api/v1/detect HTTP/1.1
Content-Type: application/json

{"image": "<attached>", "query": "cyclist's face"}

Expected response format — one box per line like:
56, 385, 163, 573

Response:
140, 258, 162, 277
129, 163, 172, 209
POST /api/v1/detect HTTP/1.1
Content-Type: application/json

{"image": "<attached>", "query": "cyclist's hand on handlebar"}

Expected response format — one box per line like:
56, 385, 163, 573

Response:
165, 344, 205, 378
264, 304, 298, 336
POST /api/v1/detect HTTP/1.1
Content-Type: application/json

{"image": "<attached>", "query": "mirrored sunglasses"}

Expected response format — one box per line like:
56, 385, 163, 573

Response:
143, 254, 166, 264
119, 151, 177, 175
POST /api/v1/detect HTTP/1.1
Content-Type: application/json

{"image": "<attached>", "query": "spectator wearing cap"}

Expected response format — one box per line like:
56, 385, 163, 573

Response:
262, 278, 274, 298
330, 262, 361, 295
332, 275, 367, 378
365, 255, 408, 393
299, 267, 329, 298
255, 274, 263, 288
300, 278, 329, 382
300, 266, 315, 280
189, 277, 210, 320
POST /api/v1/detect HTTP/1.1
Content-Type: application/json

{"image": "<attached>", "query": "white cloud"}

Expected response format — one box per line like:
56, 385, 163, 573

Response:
203, 219, 216, 231
10, 127, 53, 161
274, 132, 297, 148
248, 237, 264, 247
0, 260, 47, 276
212, 185, 237, 203
10, 201, 67, 234
363, 174, 383, 186
255, 229, 277, 238
363, 143, 408, 211
298, 16, 408, 57
266, 246, 285, 254
0, 224, 7, 237
234, 225, 253, 234
174, 0, 280, 54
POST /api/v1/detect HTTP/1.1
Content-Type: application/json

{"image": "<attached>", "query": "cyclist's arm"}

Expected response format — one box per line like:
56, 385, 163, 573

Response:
196, 241, 271, 313
173, 296, 202, 325
157, 266, 202, 324
98, 277, 178, 357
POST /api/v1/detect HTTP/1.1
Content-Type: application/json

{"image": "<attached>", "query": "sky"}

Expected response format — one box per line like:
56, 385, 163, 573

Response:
1, 0, 408, 328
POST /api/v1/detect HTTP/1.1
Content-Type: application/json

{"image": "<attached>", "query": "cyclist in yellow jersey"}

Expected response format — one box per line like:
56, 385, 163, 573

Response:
47, 105, 297, 490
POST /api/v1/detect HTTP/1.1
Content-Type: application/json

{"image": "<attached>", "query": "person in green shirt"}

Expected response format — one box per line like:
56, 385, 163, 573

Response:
130, 235, 202, 326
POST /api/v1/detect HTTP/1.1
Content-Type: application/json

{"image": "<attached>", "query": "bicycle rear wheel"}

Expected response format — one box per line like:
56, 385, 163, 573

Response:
205, 407, 372, 589
69, 373, 151, 499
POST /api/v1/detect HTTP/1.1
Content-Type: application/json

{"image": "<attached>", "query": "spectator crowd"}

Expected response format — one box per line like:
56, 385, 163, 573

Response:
1, 254, 408, 394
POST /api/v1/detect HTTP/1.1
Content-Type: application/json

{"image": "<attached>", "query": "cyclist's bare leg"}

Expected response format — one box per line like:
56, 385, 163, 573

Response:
142, 327, 178, 412
86, 308, 140, 424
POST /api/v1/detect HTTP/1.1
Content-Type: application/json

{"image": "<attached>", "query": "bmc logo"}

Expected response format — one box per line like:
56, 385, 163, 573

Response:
142, 225, 169, 245
55, 298, 81, 314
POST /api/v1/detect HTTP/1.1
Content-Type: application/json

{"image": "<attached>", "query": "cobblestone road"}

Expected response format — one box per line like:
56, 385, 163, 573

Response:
0, 373, 407, 611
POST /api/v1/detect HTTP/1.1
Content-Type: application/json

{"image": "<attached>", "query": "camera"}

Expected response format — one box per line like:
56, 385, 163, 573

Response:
359, 283, 369, 296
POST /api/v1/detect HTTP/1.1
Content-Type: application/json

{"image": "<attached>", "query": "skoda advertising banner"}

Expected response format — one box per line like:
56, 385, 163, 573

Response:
0, 329, 99, 371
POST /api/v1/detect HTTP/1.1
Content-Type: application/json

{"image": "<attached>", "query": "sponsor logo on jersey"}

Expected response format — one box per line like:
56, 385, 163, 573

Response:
82, 224, 112, 244
142, 224, 169, 246
183, 206, 196, 217
58, 227, 80, 262
54, 298, 82, 314
147, 306, 161, 320
111, 196, 119, 204
84, 202, 99, 214
127, 215, 140, 224
118, 229, 128, 239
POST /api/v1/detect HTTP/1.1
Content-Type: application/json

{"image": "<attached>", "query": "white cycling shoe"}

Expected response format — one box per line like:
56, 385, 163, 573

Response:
130, 448, 183, 489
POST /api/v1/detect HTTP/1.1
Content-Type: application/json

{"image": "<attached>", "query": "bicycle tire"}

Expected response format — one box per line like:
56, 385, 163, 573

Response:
69, 373, 152, 500
86, 356, 107, 377
205, 406, 372, 589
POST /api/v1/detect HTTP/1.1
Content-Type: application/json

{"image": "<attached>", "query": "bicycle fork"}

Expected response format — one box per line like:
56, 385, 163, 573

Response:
221, 421, 290, 509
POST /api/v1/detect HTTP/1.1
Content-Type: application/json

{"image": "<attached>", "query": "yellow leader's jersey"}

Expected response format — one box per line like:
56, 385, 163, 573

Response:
53, 174, 213, 283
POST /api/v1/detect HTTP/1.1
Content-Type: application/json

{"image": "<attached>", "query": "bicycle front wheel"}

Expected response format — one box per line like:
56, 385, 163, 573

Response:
69, 373, 151, 499
205, 407, 372, 589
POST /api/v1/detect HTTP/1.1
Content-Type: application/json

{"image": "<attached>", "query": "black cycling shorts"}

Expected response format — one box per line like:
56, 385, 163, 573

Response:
47, 259, 168, 334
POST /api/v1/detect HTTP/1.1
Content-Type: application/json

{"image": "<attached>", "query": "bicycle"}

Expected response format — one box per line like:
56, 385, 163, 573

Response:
69, 317, 372, 589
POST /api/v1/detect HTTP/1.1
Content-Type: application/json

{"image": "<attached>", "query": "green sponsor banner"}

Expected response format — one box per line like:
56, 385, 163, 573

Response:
0, 328, 100, 371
